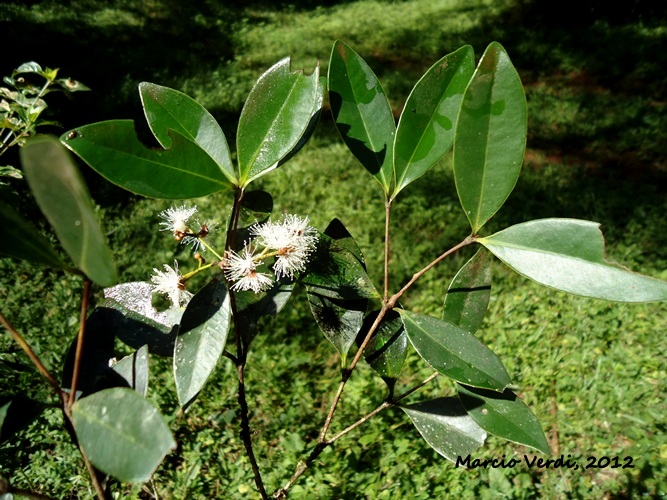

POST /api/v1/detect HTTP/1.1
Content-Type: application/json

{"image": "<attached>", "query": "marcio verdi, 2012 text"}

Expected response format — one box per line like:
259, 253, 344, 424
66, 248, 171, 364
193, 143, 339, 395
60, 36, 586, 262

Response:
456, 454, 636, 471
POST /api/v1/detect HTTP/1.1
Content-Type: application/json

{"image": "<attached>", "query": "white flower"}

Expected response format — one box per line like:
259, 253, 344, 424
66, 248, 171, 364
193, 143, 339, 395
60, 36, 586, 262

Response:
251, 215, 318, 279
150, 261, 192, 307
222, 246, 274, 293
273, 246, 311, 279
158, 205, 198, 234
230, 270, 274, 293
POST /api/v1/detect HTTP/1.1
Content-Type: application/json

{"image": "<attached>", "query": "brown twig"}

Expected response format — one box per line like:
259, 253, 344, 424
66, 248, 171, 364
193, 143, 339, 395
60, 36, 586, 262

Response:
318, 236, 476, 442
0, 305, 107, 499
226, 186, 268, 499
68, 278, 91, 408
0, 311, 62, 395
383, 198, 392, 302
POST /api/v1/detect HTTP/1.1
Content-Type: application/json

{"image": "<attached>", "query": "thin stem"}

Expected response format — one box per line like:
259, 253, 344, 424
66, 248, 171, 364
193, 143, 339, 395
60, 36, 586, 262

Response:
180, 261, 219, 282
226, 186, 267, 498
236, 363, 268, 499
318, 305, 389, 441
0, 308, 107, 498
198, 238, 224, 261
383, 198, 392, 302
0, 311, 62, 395
68, 279, 91, 408
317, 237, 476, 444
387, 235, 476, 309
319, 198, 394, 442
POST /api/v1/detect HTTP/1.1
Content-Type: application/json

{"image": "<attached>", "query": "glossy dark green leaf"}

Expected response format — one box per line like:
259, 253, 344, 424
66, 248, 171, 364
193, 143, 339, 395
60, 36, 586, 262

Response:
237, 58, 321, 185
307, 293, 365, 365
442, 248, 491, 333
454, 42, 526, 233
112, 345, 149, 396
401, 397, 487, 463
300, 233, 379, 301
276, 76, 325, 169
0, 199, 68, 270
139, 82, 236, 185
20, 135, 116, 287
174, 280, 231, 407
399, 309, 510, 391
323, 218, 366, 269
478, 218, 667, 302
61, 120, 233, 198
0, 395, 50, 442
392, 46, 474, 198
307, 218, 369, 364
360, 310, 408, 388
328, 40, 395, 193
71, 387, 176, 483
235, 281, 295, 348
458, 384, 550, 454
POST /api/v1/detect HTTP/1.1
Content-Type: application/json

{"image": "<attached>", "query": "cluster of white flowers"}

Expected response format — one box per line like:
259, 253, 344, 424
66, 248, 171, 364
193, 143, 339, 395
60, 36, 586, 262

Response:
150, 260, 192, 308
150, 206, 317, 305
222, 215, 318, 293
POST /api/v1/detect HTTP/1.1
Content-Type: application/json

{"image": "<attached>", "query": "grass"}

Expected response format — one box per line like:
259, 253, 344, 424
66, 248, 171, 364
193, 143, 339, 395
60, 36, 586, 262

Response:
1, 0, 667, 498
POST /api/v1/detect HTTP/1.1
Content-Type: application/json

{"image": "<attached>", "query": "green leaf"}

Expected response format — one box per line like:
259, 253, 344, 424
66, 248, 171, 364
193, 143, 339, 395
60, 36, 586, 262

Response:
14, 62, 43, 75
458, 384, 550, 454
112, 346, 149, 397
322, 217, 366, 269
275, 75, 325, 169
392, 45, 474, 198
0, 200, 68, 270
102, 281, 182, 356
307, 293, 365, 364
301, 233, 379, 301
0, 395, 50, 443
478, 218, 667, 302
328, 40, 395, 194
139, 82, 236, 185
174, 280, 231, 408
20, 135, 116, 287
0, 166, 22, 180
454, 42, 526, 233
401, 397, 487, 463
399, 310, 510, 391
55, 78, 90, 93
61, 120, 233, 198
360, 310, 408, 388
307, 218, 370, 364
71, 387, 176, 483
442, 248, 491, 333
237, 58, 321, 185
235, 281, 295, 348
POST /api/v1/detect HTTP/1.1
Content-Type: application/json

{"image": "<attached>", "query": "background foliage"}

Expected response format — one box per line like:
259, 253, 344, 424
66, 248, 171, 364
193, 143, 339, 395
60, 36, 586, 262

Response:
1, 0, 666, 497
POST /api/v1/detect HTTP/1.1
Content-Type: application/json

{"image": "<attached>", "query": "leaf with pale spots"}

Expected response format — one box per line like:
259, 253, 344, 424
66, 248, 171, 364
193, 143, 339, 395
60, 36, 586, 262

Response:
401, 397, 487, 464
457, 384, 550, 454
